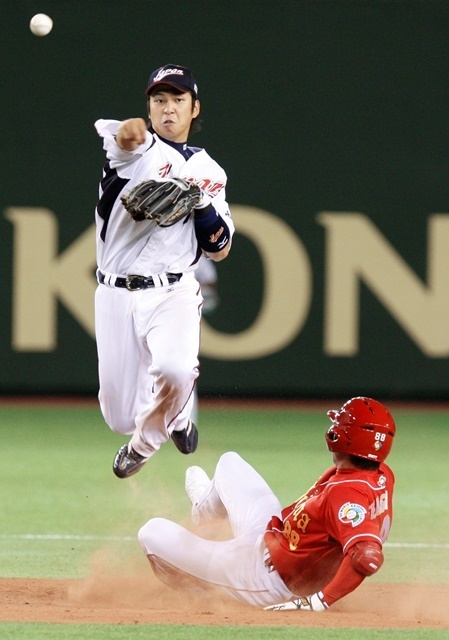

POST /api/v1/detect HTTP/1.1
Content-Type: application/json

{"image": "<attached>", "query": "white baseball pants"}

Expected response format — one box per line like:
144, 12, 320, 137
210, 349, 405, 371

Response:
138, 452, 296, 607
95, 272, 202, 457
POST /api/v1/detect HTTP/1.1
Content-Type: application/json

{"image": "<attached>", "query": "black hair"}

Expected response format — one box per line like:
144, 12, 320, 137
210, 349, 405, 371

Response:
349, 454, 380, 471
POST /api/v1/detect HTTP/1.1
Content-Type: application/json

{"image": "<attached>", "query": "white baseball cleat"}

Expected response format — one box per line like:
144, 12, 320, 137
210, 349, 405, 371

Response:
185, 466, 210, 524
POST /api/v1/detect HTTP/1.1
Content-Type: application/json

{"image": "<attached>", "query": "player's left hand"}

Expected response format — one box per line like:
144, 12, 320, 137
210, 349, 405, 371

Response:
121, 178, 201, 226
264, 591, 328, 612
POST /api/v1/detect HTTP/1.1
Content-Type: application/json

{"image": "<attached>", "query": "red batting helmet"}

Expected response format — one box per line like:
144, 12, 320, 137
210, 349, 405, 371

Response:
325, 397, 396, 462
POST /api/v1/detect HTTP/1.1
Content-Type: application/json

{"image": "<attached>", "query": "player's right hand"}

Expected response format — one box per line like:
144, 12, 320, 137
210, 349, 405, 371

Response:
117, 118, 147, 151
264, 592, 328, 612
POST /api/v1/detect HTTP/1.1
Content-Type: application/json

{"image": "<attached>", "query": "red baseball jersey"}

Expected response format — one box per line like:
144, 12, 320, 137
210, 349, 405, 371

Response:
264, 463, 394, 596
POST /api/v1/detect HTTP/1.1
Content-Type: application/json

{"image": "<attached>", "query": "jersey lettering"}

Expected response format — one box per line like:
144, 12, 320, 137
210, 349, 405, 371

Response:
282, 521, 300, 551
158, 162, 172, 178
296, 513, 311, 534
282, 511, 311, 551
292, 502, 306, 520
291, 492, 309, 521
206, 181, 225, 197
369, 491, 389, 519
186, 177, 225, 197
379, 514, 391, 542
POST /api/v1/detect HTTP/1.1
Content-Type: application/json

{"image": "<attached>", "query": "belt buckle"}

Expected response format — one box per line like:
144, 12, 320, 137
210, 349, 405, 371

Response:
125, 275, 143, 291
167, 273, 181, 285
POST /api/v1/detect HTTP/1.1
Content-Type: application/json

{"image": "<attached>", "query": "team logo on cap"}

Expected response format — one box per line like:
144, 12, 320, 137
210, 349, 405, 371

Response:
154, 68, 185, 81
338, 502, 366, 527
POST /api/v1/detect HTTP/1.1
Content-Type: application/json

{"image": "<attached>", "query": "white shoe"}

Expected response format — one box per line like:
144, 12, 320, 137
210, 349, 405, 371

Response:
185, 466, 210, 524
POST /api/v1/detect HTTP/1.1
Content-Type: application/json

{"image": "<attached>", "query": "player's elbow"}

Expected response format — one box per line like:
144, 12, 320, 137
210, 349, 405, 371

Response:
350, 541, 384, 577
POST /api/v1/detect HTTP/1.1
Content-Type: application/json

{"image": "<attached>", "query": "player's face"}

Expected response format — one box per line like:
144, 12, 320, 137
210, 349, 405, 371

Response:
148, 90, 200, 142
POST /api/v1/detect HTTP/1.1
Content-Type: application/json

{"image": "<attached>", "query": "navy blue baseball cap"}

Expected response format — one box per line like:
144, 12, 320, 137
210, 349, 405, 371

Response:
145, 64, 199, 98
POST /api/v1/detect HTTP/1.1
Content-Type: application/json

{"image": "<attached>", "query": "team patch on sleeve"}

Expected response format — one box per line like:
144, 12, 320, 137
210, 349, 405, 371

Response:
338, 502, 367, 527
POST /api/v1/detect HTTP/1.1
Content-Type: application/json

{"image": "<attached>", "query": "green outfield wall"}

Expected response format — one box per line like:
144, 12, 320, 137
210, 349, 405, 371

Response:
2, 1, 449, 398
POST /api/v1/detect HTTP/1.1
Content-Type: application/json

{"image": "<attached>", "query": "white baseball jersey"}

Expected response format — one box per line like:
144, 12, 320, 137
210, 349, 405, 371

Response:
94, 119, 233, 457
94, 119, 234, 278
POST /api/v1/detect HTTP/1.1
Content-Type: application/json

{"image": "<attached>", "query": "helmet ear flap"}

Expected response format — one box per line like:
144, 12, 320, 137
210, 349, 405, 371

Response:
325, 425, 349, 452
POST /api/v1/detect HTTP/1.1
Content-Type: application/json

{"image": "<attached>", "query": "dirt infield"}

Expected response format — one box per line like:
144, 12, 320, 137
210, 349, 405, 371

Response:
1, 397, 446, 630
0, 576, 447, 628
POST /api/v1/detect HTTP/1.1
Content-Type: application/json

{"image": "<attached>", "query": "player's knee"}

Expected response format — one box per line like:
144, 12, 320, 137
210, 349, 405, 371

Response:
108, 420, 134, 435
350, 542, 384, 576
153, 353, 198, 384
215, 451, 242, 478
218, 451, 241, 466
138, 518, 166, 555
102, 411, 134, 435
157, 362, 198, 390
99, 395, 135, 434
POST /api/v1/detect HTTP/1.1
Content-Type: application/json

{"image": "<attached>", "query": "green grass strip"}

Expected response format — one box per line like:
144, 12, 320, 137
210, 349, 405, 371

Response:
0, 623, 446, 640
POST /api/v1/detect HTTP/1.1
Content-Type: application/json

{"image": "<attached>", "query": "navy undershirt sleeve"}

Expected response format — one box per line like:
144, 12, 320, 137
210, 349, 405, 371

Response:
194, 204, 230, 253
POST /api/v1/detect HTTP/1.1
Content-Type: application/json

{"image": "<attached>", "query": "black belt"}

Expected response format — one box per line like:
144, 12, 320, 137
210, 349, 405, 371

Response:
98, 271, 182, 291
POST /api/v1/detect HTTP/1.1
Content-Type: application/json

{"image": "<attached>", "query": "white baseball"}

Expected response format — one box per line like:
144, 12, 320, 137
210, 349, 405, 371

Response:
30, 14, 53, 37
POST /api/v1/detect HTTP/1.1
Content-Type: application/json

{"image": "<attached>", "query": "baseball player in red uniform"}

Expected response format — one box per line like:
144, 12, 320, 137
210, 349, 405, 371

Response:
94, 64, 234, 478
138, 397, 396, 610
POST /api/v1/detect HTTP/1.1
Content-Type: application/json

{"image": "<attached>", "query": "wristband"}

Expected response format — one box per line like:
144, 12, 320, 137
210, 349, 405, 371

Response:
194, 204, 230, 253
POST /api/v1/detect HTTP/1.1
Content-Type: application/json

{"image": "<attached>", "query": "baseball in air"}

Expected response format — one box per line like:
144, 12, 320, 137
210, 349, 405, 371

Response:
30, 14, 53, 37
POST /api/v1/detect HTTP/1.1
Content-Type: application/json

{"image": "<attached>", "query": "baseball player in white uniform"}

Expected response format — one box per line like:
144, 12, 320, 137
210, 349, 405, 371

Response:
94, 64, 234, 478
